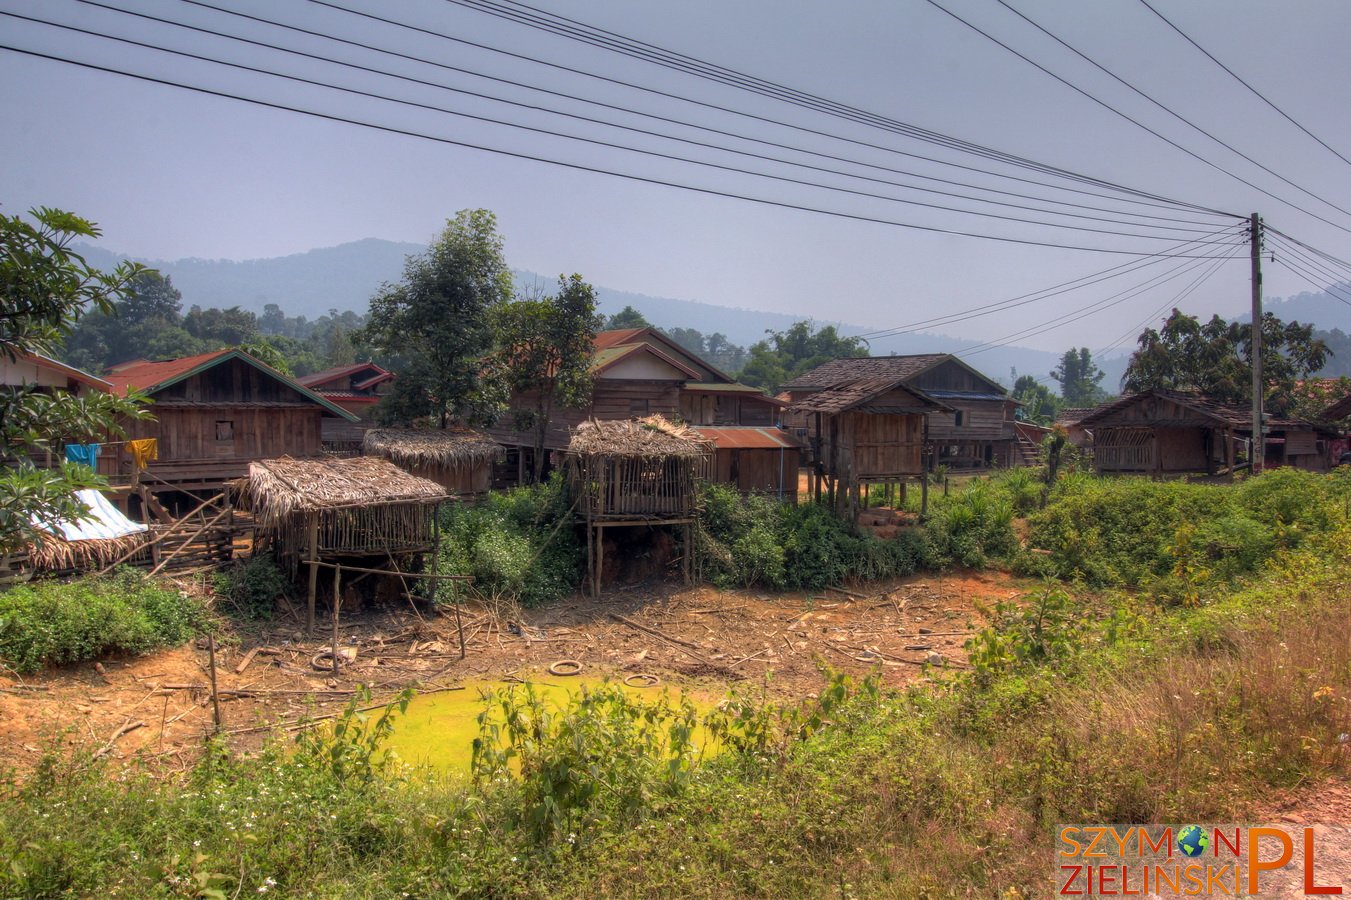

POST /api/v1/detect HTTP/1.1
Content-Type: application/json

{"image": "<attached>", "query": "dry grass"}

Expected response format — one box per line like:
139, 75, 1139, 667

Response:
25, 531, 151, 571
230, 456, 449, 527
567, 415, 712, 459
363, 427, 502, 469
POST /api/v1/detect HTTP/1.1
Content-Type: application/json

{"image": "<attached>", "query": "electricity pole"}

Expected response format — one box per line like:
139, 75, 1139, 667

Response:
1250, 212, 1263, 474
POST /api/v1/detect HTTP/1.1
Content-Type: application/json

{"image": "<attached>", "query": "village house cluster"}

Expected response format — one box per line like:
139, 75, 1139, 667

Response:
3, 328, 1344, 587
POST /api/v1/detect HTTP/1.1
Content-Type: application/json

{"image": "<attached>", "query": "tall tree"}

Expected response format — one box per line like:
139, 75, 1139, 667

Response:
1123, 308, 1328, 414
491, 274, 602, 482
1049, 348, 1106, 406
1011, 374, 1059, 425
739, 321, 868, 391
604, 305, 649, 330
1, 207, 150, 554
358, 209, 512, 427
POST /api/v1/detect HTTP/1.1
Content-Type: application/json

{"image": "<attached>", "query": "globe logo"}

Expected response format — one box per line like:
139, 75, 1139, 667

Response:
1177, 825, 1209, 858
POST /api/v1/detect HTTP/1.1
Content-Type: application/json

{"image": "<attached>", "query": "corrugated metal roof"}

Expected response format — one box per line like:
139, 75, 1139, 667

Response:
692, 426, 801, 449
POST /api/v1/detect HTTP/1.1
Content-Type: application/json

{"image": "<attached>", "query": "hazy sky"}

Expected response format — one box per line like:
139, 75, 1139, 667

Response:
3, 0, 1350, 356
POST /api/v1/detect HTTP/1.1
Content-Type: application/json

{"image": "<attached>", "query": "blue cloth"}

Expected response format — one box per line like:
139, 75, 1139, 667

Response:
64, 443, 100, 467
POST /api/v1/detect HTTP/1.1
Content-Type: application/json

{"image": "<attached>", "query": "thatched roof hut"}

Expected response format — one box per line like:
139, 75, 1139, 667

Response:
362, 427, 500, 496
230, 456, 450, 560
21, 489, 153, 574
565, 416, 711, 521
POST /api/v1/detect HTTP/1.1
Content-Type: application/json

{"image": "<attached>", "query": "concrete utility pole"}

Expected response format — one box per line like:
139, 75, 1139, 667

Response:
1250, 212, 1264, 474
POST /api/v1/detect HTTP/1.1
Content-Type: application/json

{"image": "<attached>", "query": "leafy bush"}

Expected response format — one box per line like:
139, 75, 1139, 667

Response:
0, 570, 208, 673
1023, 469, 1351, 589
213, 554, 288, 620
923, 478, 1018, 568
697, 485, 927, 590
437, 474, 582, 606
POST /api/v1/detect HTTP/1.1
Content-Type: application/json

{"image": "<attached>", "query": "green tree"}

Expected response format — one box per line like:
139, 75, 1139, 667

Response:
738, 321, 868, 391
1049, 348, 1107, 406
605, 305, 649, 330
1011, 374, 1059, 425
1124, 308, 1328, 415
0, 207, 150, 554
491, 274, 602, 482
359, 209, 512, 427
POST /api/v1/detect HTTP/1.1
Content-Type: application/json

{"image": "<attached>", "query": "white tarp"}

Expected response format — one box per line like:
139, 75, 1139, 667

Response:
34, 489, 148, 542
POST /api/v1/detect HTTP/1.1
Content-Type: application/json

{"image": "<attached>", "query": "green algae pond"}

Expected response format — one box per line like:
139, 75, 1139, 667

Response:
381, 676, 723, 775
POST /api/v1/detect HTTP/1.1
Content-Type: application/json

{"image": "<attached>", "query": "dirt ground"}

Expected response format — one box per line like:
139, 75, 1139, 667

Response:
0, 569, 1025, 772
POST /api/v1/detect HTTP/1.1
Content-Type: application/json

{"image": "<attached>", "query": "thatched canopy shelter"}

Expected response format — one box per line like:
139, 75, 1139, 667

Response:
230, 456, 450, 560
565, 416, 711, 521
362, 427, 500, 496
21, 489, 152, 574
565, 416, 711, 596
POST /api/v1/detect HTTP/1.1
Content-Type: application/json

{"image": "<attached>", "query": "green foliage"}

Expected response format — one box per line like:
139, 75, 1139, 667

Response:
963, 587, 1095, 686
1, 207, 152, 554
473, 682, 702, 842
0, 570, 209, 673
603, 305, 649, 330
437, 475, 582, 606
1124, 308, 1328, 415
490, 274, 601, 482
923, 478, 1017, 568
213, 555, 288, 621
360, 209, 513, 427
296, 687, 414, 784
1011, 374, 1059, 424
1023, 468, 1351, 590
738, 320, 868, 392
1049, 347, 1107, 406
697, 484, 926, 590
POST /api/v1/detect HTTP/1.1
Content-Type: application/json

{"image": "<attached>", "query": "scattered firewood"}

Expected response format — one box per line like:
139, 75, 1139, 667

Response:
234, 647, 262, 674
95, 719, 145, 757
608, 614, 718, 668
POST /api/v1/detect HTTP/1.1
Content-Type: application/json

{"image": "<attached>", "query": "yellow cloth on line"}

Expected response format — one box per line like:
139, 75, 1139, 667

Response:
128, 438, 158, 470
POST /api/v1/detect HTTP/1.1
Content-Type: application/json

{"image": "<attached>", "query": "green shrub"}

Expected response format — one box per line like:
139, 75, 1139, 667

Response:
0, 570, 208, 673
213, 555, 288, 620
924, 478, 1017, 568
437, 474, 582, 606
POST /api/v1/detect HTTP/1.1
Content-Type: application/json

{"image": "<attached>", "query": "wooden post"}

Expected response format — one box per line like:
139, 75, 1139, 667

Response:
206, 632, 222, 732
683, 523, 693, 585
595, 524, 604, 597
305, 513, 319, 636
1250, 212, 1264, 476
331, 564, 342, 676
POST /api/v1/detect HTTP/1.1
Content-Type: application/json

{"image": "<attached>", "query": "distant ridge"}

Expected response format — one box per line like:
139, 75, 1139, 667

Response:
75, 237, 1124, 387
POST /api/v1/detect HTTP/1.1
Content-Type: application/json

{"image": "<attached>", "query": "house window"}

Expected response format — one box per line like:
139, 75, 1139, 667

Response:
954, 410, 965, 427
629, 399, 649, 416
215, 420, 234, 441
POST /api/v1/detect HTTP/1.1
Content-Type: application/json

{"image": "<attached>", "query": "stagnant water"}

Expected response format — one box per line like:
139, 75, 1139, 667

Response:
381, 676, 721, 775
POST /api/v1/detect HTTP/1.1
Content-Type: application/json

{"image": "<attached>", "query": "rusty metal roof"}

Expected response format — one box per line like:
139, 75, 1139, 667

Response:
691, 426, 801, 450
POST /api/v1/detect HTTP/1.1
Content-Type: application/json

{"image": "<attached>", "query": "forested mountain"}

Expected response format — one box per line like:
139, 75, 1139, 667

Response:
74, 239, 1120, 386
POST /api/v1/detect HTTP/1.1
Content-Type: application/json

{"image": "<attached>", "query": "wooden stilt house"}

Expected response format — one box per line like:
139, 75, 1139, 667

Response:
1081, 390, 1333, 476
230, 456, 451, 630
786, 378, 952, 520
564, 416, 712, 596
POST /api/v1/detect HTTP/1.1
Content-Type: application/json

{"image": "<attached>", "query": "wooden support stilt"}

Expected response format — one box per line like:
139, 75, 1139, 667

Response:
331, 565, 342, 677
206, 632, 222, 732
305, 513, 319, 636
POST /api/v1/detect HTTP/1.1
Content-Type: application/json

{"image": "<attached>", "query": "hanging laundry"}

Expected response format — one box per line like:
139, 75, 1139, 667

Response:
64, 443, 100, 467
127, 438, 159, 470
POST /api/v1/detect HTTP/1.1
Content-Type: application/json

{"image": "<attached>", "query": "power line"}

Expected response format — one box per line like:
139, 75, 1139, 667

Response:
63, 0, 1229, 235
922, 0, 1351, 236
1263, 226, 1351, 276
0, 11, 1221, 244
958, 248, 1242, 356
852, 226, 1244, 340
0, 40, 1247, 256
429, 0, 1241, 218
1271, 256, 1351, 310
993, 0, 1351, 222
1136, 0, 1351, 171
1093, 251, 1236, 358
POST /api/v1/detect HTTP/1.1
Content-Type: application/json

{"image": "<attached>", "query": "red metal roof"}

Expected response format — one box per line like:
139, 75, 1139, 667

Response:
692, 426, 801, 450
104, 348, 233, 395
297, 362, 388, 388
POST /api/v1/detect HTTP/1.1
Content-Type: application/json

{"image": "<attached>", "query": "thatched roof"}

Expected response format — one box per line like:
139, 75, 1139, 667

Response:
231, 456, 450, 525
363, 427, 501, 468
567, 415, 712, 459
